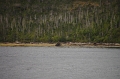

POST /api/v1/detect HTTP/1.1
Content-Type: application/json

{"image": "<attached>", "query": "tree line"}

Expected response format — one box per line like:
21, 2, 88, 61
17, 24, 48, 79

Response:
0, 0, 120, 43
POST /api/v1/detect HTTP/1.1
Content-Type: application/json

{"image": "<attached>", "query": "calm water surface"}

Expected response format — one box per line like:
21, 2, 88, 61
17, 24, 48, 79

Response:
0, 47, 120, 79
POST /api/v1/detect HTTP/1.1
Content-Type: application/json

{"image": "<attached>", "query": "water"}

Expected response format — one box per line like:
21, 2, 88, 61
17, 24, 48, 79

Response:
0, 47, 120, 79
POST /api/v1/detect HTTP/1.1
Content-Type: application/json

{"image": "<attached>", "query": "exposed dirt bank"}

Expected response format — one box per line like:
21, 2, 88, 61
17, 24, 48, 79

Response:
0, 42, 120, 48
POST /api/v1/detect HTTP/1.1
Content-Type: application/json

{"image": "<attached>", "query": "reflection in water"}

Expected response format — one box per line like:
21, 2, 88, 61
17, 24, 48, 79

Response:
0, 47, 120, 79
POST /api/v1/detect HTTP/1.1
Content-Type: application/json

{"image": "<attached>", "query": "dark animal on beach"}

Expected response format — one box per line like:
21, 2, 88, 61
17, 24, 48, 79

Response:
55, 42, 61, 46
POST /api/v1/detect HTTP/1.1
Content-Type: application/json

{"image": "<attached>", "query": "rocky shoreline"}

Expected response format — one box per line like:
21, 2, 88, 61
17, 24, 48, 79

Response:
0, 42, 120, 48
64, 42, 120, 48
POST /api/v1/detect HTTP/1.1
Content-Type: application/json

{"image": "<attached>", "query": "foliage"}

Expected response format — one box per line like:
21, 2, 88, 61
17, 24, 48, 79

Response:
0, 0, 120, 43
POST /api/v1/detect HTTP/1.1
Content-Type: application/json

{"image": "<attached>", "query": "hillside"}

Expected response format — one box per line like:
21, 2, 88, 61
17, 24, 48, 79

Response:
0, 0, 120, 43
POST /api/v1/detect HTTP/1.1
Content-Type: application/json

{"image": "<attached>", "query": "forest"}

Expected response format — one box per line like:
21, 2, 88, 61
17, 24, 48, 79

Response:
0, 0, 120, 43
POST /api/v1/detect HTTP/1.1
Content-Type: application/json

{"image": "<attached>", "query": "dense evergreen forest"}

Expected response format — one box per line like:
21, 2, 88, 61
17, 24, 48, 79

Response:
0, 0, 120, 43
